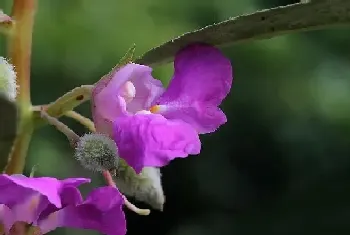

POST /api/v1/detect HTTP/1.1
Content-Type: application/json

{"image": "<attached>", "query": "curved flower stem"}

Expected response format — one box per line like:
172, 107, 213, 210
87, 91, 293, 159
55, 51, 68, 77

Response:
4, 0, 37, 175
40, 110, 79, 147
102, 170, 151, 216
65, 110, 96, 132
122, 196, 151, 216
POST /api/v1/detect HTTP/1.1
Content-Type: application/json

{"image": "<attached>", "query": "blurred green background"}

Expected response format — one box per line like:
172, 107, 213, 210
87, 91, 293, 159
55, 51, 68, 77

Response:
2, 0, 350, 234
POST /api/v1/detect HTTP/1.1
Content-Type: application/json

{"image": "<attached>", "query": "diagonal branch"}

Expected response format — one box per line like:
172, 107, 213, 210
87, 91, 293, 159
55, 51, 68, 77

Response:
45, 85, 94, 118
40, 110, 79, 147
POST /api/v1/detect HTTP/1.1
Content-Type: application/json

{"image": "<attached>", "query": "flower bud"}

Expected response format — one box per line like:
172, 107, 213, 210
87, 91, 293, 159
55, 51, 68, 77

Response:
114, 159, 165, 211
0, 57, 16, 101
0, 10, 13, 33
74, 133, 119, 172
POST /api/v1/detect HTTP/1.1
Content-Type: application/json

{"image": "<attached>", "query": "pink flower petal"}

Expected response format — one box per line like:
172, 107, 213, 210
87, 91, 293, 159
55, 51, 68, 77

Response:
0, 175, 89, 208
0, 204, 15, 233
113, 113, 201, 173
92, 63, 164, 135
154, 43, 233, 134
38, 187, 126, 235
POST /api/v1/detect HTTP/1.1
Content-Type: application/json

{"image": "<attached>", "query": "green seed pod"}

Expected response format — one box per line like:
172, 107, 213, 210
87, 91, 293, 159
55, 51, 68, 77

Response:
114, 159, 165, 211
74, 133, 119, 172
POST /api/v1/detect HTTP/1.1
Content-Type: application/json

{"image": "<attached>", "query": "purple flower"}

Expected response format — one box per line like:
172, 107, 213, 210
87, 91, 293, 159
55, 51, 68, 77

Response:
0, 174, 126, 235
92, 43, 233, 173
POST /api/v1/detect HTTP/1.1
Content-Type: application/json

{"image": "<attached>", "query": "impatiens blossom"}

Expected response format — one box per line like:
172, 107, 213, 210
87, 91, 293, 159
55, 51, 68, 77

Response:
92, 43, 233, 173
0, 174, 126, 235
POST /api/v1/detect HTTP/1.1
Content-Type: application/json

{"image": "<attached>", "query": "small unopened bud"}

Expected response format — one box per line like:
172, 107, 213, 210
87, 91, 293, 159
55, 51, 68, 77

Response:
75, 133, 119, 172
0, 10, 13, 31
114, 159, 165, 211
0, 57, 16, 101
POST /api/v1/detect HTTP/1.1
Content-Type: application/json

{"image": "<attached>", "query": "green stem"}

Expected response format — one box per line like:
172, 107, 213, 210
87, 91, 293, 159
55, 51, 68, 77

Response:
45, 85, 93, 118
4, 0, 37, 174
32, 85, 93, 129
3, 123, 33, 174
65, 110, 96, 132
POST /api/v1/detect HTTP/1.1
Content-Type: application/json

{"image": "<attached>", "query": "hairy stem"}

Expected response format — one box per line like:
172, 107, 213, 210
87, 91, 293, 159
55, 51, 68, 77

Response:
9, 0, 36, 108
40, 110, 79, 147
4, 0, 37, 174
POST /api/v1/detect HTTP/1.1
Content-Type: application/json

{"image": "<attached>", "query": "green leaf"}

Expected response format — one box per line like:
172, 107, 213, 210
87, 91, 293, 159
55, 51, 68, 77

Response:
117, 43, 136, 68
135, 0, 350, 66
0, 93, 17, 169
29, 164, 38, 177
98, 43, 136, 83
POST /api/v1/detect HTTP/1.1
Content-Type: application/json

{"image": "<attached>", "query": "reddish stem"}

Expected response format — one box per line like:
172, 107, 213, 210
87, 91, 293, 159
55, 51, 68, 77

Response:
9, 0, 36, 107
4, 0, 37, 174
102, 170, 117, 187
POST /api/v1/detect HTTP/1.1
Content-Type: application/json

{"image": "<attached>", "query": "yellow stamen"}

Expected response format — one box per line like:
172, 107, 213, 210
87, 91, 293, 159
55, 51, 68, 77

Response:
149, 105, 160, 113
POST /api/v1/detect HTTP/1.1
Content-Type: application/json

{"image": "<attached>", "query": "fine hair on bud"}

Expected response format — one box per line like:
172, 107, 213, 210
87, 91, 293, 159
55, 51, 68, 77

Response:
75, 133, 119, 172
0, 57, 17, 101
114, 159, 165, 211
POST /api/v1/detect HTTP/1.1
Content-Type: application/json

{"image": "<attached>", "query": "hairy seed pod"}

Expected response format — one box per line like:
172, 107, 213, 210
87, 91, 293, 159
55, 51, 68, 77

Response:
75, 133, 119, 172
0, 57, 16, 101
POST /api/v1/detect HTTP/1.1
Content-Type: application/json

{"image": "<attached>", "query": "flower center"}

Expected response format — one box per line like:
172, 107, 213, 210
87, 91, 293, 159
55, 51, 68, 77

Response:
149, 105, 166, 114
149, 105, 160, 113
120, 81, 136, 103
